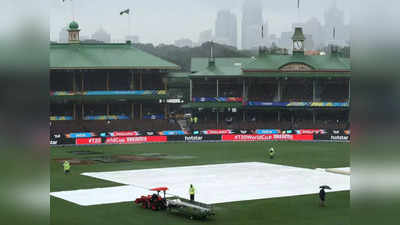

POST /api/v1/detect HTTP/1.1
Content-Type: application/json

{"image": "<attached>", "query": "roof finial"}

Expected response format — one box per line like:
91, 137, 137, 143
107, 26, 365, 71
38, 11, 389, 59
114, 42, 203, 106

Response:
208, 41, 215, 67
211, 41, 214, 59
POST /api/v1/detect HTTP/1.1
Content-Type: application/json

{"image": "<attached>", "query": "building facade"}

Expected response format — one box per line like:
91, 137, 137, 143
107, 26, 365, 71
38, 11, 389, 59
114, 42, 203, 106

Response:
185, 27, 350, 130
241, 0, 263, 50
215, 10, 237, 48
50, 21, 182, 135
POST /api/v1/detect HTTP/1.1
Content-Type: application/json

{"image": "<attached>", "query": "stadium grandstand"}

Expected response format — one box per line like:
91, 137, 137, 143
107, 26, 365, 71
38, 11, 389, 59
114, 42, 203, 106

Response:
50, 23, 350, 142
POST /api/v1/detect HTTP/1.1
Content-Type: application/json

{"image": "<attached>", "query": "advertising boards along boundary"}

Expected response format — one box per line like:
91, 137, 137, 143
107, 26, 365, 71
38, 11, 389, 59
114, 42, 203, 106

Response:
59, 132, 349, 146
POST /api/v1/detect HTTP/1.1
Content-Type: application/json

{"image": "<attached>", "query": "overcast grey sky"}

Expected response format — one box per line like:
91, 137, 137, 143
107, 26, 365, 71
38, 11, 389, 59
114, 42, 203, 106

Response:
50, 0, 351, 46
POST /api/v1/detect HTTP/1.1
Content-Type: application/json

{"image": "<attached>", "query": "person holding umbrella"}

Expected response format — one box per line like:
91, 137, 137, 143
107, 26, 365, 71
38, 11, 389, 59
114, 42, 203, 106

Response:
319, 185, 331, 207
268, 147, 275, 159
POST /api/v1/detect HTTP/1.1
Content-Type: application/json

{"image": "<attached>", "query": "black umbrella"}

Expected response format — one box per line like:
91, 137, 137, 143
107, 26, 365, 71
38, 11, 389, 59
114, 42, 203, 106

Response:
319, 185, 332, 190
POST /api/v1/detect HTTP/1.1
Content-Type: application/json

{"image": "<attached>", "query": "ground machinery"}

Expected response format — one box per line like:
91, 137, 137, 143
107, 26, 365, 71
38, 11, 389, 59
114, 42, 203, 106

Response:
134, 187, 168, 211
134, 187, 215, 220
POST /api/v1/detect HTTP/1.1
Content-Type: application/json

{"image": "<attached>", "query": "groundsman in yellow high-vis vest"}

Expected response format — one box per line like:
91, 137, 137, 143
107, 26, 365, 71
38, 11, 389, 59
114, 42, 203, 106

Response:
189, 184, 195, 201
63, 160, 71, 175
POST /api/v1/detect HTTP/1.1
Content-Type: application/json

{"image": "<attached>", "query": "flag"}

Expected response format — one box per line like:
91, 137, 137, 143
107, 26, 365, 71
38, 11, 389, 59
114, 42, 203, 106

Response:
297, 0, 300, 9
261, 25, 264, 39
333, 27, 336, 40
120, 9, 130, 15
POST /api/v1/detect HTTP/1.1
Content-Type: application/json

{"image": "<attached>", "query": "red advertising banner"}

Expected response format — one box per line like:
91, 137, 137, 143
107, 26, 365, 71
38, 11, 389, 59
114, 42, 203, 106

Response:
76, 137, 102, 145
221, 134, 314, 142
202, 129, 232, 135
109, 131, 140, 137
295, 129, 326, 135
105, 136, 167, 144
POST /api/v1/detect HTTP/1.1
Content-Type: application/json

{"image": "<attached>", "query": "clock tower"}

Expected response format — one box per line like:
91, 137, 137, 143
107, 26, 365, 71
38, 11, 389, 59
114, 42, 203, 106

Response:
291, 27, 305, 55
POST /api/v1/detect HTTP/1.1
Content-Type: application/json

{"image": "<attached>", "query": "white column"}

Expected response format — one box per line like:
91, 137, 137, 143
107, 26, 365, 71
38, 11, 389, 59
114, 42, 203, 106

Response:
216, 79, 219, 97
189, 79, 193, 101
277, 80, 281, 102
313, 79, 316, 102
348, 79, 351, 102
242, 79, 245, 99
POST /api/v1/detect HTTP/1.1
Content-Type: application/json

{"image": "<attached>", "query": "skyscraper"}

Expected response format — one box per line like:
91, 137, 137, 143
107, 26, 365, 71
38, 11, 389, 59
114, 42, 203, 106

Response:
58, 26, 68, 43
323, 0, 349, 45
304, 17, 324, 48
198, 29, 213, 45
242, 0, 263, 50
91, 27, 111, 43
215, 10, 237, 48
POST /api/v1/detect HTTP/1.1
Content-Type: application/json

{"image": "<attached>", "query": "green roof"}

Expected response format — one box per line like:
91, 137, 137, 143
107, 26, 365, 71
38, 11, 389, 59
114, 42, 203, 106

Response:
189, 55, 350, 78
243, 55, 351, 72
190, 57, 254, 77
50, 43, 180, 70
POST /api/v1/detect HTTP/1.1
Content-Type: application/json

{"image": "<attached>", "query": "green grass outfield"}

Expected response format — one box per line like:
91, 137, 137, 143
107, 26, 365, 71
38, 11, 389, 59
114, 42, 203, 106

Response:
51, 141, 349, 225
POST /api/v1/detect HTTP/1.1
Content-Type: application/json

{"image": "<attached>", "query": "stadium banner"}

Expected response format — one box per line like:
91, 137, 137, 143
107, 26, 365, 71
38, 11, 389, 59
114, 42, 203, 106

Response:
84, 115, 129, 120
50, 116, 73, 121
76, 137, 102, 145
246, 101, 349, 108
221, 134, 314, 142
66, 132, 96, 138
145, 131, 156, 136
107, 131, 141, 137
294, 129, 327, 135
235, 129, 252, 134
51, 90, 167, 96
167, 135, 222, 142
192, 97, 243, 103
158, 130, 187, 136
51, 133, 62, 139
246, 102, 288, 107
202, 129, 233, 135
255, 129, 281, 134
104, 136, 167, 144
314, 134, 350, 141
50, 138, 76, 145
143, 114, 165, 120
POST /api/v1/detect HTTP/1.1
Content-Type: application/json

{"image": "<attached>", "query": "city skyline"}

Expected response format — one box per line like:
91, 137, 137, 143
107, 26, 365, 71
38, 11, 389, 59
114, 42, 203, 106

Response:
50, 0, 352, 48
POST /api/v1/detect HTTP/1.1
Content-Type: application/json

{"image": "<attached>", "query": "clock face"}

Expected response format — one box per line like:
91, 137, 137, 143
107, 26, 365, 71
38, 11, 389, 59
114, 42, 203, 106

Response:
294, 41, 303, 50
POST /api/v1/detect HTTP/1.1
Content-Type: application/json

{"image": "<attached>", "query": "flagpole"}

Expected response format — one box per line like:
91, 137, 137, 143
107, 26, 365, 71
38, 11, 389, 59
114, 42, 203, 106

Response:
72, 0, 75, 21
128, 13, 132, 38
297, 0, 300, 23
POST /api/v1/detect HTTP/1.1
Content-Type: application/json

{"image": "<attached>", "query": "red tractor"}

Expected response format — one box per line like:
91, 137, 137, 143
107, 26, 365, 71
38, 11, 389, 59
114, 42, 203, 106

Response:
134, 187, 168, 211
